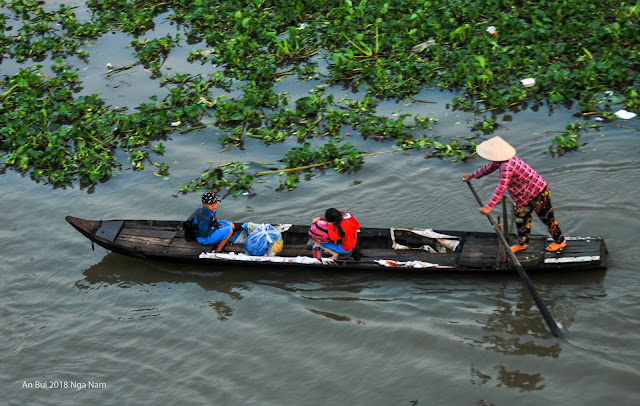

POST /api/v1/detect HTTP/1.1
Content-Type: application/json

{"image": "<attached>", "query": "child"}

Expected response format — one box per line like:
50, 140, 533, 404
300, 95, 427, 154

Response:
311, 208, 360, 259
187, 192, 235, 252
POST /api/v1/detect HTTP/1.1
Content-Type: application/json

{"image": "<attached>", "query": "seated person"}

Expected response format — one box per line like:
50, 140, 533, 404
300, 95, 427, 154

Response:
187, 192, 235, 252
311, 208, 360, 260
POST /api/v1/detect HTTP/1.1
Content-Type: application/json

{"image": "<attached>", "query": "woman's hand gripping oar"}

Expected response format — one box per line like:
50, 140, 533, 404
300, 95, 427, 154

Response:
462, 178, 566, 340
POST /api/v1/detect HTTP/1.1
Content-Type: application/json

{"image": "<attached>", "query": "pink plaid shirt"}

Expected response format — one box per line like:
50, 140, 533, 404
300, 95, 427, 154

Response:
473, 157, 547, 208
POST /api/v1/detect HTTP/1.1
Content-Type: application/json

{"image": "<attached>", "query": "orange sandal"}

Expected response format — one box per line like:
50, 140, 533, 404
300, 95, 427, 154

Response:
546, 238, 567, 252
510, 244, 528, 253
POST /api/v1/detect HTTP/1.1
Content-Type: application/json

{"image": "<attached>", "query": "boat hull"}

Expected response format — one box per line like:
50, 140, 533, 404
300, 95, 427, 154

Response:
65, 216, 608, 273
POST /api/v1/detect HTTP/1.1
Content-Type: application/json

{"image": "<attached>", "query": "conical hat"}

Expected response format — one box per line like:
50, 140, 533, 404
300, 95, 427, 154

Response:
476, 136, 516, 161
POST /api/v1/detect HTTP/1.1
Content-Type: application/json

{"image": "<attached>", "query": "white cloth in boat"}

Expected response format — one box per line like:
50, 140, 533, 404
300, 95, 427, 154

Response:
199, 251, 336, 265
390, 228, 460, 252
374, 259, 452, 268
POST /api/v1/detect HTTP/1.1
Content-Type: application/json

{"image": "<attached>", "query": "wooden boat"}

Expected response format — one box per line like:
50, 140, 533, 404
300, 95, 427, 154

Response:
65, 216, 608, 272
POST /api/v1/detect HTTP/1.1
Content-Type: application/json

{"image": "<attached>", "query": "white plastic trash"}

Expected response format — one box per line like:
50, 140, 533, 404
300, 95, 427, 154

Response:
614, 109, 637, 120
521, 78, 536, 88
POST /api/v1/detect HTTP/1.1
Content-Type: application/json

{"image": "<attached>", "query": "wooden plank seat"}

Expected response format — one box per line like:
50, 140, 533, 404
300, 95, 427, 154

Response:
96, 220, 124, 242
458, 232, 500, 269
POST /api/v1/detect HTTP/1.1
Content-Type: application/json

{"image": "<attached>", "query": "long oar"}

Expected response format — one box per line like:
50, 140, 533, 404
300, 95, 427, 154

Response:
465, 180, 565, 339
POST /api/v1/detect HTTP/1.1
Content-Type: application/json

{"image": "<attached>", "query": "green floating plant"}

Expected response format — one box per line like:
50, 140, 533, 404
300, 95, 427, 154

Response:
1, 62, 119, 185
472, 117, 498, 133
178, 162, 253, 197
2, 0, 100, 62
2, 0, 640, 195
130, 34, 182, 76
545, 122, 590, 157
0, 60, 213, 186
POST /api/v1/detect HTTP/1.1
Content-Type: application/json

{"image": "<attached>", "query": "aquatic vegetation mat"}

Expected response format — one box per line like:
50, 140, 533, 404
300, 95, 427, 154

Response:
0, 0, 638, 193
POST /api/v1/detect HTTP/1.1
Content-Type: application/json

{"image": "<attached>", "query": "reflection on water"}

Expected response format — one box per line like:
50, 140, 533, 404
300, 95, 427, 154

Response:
116, 307, 162, 321
76, 252, 609, 393
307, 308, 366, 325
466, 271, 606, 392
496, 366, 546, 392
479, 287, 564, 358
472, 364, 546, 392
75, 252, 257, 320
466, 271, 607, 352
209, 301, 233, 321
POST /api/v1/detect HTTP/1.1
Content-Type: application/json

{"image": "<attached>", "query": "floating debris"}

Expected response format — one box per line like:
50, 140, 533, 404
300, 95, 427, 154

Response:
412, 38, 436, 53
200, 96, 214, 105
521, 78, 536, 87
614, 109, 637, 119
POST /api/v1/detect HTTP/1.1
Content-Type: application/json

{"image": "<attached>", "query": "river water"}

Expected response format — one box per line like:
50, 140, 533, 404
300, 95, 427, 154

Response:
3, 4, 640, 406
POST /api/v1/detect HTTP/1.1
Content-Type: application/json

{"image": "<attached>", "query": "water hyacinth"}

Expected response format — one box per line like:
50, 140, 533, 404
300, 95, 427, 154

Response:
0, 0, 638, 194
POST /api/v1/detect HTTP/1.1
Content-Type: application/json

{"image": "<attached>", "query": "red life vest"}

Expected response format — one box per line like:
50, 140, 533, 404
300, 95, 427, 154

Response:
328, 213, 360, 251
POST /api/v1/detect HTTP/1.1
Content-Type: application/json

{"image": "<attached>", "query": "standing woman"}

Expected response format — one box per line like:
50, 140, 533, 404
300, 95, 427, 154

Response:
461, 136, 567, 253
312, 208, 360, 259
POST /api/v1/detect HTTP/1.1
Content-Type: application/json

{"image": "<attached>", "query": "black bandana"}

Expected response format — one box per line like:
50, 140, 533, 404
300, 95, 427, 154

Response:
202, 192, 219, 204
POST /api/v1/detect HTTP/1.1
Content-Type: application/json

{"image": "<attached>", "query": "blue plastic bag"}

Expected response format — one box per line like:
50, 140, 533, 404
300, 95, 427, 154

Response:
245, 224, 283, 256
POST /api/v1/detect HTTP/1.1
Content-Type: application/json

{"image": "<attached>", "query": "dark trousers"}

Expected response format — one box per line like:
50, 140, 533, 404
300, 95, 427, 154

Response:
514, 186, 564, 246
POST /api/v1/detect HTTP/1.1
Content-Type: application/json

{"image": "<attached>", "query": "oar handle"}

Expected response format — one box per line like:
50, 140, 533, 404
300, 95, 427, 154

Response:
465, 180, 566, 340
465, 178, 497, 227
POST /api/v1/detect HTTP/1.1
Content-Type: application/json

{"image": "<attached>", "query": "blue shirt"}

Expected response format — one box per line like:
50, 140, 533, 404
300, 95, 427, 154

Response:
189, 206, 218, 238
